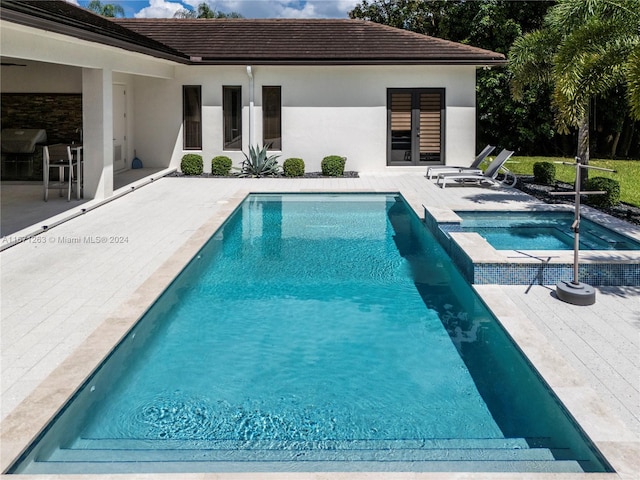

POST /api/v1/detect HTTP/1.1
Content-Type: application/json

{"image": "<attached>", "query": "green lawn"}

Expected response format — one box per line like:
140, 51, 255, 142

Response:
498, 156, 640, 208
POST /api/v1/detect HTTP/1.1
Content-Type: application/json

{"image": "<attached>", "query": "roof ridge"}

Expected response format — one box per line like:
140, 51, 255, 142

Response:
114, 18, 369, 22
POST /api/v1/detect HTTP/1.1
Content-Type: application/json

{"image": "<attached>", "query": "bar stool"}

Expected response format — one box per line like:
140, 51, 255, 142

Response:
43, 144, 76, 201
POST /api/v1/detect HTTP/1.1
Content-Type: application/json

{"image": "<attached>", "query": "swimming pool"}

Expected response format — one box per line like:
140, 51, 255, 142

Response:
448, 211, 640, 251
8, 194, 611, 474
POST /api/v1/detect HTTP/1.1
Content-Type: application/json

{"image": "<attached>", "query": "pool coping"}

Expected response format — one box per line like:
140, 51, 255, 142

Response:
1, 188, 637, 479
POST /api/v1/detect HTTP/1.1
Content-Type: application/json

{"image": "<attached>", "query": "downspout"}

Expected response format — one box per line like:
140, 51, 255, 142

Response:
246, 65, 255, 147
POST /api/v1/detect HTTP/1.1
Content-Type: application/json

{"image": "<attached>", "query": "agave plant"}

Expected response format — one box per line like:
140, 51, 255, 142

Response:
236, 144, 281, 177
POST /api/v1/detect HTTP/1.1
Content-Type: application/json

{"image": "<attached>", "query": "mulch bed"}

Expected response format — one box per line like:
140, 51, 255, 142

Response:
515, 176, 640, 226
169, 171, 360, 179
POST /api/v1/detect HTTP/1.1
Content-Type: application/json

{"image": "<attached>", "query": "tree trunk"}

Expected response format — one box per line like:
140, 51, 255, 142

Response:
621, 120, 636, 158
577, 115, 589, 185
610, 130, 621, 158
610, 116, 627, 158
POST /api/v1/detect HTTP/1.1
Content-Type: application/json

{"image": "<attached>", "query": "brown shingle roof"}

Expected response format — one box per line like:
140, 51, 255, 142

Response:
1, 1, 505, 67
113, 18, 506, 66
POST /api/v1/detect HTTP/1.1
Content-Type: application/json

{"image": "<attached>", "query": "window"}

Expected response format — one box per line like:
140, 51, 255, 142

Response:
262, 86, 281, 150
223, 86, 242, 150
182, 86, 201, 150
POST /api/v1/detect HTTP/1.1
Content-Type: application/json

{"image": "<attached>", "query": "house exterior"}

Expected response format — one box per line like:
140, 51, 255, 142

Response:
0, 0, 505, 200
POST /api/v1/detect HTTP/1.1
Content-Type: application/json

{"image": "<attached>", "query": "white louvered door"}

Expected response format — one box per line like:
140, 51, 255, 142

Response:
388, 89, 444, 165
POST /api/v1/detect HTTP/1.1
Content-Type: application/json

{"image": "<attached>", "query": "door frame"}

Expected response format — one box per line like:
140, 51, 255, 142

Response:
386, 88, 445, 166
112, 83, 127, 172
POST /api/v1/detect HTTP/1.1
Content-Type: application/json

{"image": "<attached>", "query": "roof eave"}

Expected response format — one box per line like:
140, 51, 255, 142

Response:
189, 58, 507, 67
0, 7, 189, 64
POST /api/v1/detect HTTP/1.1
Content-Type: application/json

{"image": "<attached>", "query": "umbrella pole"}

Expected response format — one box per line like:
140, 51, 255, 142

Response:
552, 157, 615, 306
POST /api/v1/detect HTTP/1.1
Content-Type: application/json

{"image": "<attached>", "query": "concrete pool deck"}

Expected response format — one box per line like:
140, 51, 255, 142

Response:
1, 172, 638, 479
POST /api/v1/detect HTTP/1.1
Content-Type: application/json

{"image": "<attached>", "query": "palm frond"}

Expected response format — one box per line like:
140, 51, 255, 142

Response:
552, 15, 638, 127
508, 29, 559, 100
546, 0, 640, 32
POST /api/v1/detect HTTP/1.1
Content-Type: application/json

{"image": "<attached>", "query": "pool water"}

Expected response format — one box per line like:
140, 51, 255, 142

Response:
453, 211, 640, 250
9, 194, 610, 474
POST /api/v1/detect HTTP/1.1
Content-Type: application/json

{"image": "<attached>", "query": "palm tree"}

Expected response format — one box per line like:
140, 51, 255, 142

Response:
509, 0, 640, 168
87, 0, 125, 18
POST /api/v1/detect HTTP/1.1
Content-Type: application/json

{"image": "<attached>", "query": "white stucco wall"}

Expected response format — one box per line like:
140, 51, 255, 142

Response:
135, 64, 477, 173
2, 18, 479, 187
0, 60, 82, 93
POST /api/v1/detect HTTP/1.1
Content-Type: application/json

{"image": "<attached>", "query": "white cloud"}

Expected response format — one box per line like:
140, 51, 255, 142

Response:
304, 0, 358, 18
134, 0, 187, 18
132, 0, 358, 19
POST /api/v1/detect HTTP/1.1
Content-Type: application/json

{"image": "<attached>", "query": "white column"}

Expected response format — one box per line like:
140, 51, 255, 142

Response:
82, 68, 113, 199
247, 65, 255, 147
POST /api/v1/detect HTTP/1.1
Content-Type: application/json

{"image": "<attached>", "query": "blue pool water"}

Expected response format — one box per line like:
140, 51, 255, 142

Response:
10, 194, 610, 474
453, 211, 640, 250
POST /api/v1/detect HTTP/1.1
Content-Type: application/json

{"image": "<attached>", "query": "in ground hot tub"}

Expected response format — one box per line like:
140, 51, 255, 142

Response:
424, 206, 640, 286
449, 210, 640, 251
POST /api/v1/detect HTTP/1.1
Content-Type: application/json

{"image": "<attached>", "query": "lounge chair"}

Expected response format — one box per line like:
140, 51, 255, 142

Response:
426, 145, 495, 179
437, 149, 516, 188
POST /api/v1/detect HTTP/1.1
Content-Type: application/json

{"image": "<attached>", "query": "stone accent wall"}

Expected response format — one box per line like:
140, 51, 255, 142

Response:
1, 93, 83, 144
1, 93, 82, 180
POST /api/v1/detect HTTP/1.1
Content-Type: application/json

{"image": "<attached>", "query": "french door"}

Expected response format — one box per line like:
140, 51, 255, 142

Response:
387, 88, 444, 166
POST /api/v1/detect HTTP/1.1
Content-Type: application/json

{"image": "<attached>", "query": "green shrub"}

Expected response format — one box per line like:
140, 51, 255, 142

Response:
283, 157, 305, 177
585, 177, 621, 208
181, 154, 203, 175
533, 161, 556, 185
321, 155, 346, 177
211, 155, 232, 176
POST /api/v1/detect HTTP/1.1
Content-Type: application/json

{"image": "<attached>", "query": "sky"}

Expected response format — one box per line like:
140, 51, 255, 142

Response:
73, 0, 359, 19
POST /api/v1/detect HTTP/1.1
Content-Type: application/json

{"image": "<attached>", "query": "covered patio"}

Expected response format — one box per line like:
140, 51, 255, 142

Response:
0, 167, 169, 238
1, 4, 183, 229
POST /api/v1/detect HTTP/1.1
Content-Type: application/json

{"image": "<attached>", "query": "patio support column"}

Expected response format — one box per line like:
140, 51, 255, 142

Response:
82, 67, 114, 200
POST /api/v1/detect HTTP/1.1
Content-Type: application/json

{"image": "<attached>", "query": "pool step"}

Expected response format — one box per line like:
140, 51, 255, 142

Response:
71, 437, 533, 451
47, 445, 558, 463
22, 437, 584, 474
24, 458, 585, 475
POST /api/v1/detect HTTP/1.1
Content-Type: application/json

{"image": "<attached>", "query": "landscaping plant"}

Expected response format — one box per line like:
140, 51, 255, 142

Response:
180, 154, 203, 175
585, 177, 621, 208
211, 155, 232, 176
321, 155, 346, 176
236, 144, 281, 177
533, 161, 556, 185
283, 158, 305, 177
